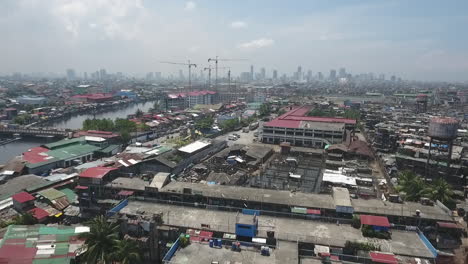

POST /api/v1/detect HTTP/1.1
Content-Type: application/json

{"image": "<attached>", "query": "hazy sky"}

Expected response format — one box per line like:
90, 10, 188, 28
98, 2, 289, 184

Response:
1, 0, 468, 81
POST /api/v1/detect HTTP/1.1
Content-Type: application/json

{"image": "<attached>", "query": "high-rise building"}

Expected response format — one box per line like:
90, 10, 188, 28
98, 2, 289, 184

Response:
390, 75, 396, 82
317, 72, 323, 80
338, 68, 346, 78
99, 69, 107, 80
146, 72, 154, 80
379, 74, 385, 80
307, 70, 312, 82
260, 67, 266, 80
155, 72, 162, 80
84, 72, 88, 80
250, 65, 254, 81
297, 66, 302, 81
179, 70, 184, 80
273, 69, 278, 79
240, 72, 251, 83
66, 68, 76, 81
329, 69, 336, 80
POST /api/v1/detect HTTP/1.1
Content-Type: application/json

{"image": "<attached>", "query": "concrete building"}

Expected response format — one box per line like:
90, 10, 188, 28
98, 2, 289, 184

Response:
165, 90, 217, 110
16, 95, 47, 105
262, 106, 356, 148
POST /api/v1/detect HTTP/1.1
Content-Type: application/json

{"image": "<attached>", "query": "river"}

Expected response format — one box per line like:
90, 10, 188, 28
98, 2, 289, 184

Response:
0, 101, 157, 164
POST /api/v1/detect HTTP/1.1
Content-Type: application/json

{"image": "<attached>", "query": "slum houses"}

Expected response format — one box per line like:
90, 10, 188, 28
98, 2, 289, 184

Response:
0, 98, 464, 263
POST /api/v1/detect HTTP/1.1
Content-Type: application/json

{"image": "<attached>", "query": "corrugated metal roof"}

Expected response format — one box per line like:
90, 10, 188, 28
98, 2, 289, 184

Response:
12, 192, 35, 203
38, 188, 66, 201
360, 214, 390, 227
79, 166, 117, 179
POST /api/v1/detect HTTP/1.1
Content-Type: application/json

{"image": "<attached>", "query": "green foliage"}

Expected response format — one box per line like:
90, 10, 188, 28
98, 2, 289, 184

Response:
344, 241, 381, 255
351, 214, 361, 229
277, 109, 286, 116
307, 108, 336, 117
220, 118, 239, 132
396, 171, 426, 201
79, 215, 120, 264
82, 118, 115, 131
195, 117, 214, 130
179, 235, 190, 248
343, 109, 360, 120
422, 178, 455, 208
120, 130, 131, 144
13, 114, 31, 125
361, 225, 391, 239
135, 109, 143, 118
110, 240, 142, 264
114, 118, 137, 132
396, 171, 455, 208
152, 101, 161, 112
259, 103, 271, 116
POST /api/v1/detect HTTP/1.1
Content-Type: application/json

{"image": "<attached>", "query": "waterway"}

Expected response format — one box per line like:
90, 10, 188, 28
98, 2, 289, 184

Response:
0, 101, 157, 164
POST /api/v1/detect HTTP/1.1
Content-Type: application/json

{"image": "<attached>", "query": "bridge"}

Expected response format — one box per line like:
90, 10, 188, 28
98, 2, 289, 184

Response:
0, 127, 70, 137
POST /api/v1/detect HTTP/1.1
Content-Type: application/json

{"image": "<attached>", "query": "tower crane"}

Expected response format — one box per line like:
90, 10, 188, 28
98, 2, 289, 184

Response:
207, 57, 247, 90
204, 66, 231, 89
159, 60, 197, 90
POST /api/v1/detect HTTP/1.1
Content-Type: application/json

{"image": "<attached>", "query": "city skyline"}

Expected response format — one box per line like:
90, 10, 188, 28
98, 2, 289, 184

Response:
1, 0, 468, 82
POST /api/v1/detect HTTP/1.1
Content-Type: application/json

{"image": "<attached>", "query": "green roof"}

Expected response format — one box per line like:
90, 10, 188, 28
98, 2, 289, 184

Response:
38, 188, 66, 201
44, 137, 85, 150
46, 143, 101, 160
60, 188, 77, 203
98, 144, 120, 154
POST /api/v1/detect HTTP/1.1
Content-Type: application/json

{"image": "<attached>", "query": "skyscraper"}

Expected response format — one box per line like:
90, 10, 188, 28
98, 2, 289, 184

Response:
307, 70, 312, 82
66, 68, 76, 81
329, 69, 337, 80
338, 68, 346, 78
250, 65, 254, 81
99, 69, 107, 80
260, 67, 266, 80
297, 66, 302, 81
84, 72, 88, 80
317, 72, 323, 80
273, 69, 278, 79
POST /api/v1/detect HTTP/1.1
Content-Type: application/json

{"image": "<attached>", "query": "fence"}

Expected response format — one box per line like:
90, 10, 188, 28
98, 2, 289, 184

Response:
162, 236, 180, 263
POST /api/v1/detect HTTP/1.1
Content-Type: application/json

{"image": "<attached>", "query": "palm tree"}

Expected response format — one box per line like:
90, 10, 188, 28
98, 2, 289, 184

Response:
396, 171, 426, 201
110, 239, 142, 264
422, 178, 454, 204
79, 215, 119, 264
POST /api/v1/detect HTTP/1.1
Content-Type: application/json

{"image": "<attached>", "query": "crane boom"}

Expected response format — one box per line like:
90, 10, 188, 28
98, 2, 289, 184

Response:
159, 60, 197, 90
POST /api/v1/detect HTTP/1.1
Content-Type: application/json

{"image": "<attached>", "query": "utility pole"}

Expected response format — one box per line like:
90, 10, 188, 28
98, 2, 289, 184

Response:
159, 60, 197, 90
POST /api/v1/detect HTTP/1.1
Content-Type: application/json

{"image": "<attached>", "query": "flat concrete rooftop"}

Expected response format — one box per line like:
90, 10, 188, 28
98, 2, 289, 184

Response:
159, 182, 453, 222
170, 242, 276, 264
121, 201, 435, 259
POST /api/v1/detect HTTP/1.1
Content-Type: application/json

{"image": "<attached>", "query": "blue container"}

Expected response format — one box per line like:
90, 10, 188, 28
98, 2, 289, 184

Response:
231, 243, 237, 250
209, 239, 214, 247
217, 239, 222, 247
213, 239, 218, 247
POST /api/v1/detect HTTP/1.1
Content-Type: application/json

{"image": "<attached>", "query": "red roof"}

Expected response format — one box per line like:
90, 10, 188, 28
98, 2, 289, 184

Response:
12, 192, 35, 203
369, 252, 398, 264
22, 147, 50, 164
360, 214, 390, 227
118, 190, 134, 196
264, 105, 356, 129
0, 244, 37, 263
28, 207, 49, 220
79, 167, 117, 179
437, 221, 461, 229
75, 185, 89, 190
307, 209, 321, 215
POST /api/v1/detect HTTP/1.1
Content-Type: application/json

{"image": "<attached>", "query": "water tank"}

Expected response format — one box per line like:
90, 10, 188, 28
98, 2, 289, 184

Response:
428, 117, 458, 140
416, 94, 428, 102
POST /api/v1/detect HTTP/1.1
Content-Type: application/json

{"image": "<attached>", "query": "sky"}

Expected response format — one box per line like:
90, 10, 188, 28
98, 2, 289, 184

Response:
1, 0, 468, 81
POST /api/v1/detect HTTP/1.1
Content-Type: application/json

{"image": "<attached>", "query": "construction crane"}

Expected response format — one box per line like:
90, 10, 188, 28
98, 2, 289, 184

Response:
207, 56, 247, 90
204, 66, 230, 89
159, 60, 197, 90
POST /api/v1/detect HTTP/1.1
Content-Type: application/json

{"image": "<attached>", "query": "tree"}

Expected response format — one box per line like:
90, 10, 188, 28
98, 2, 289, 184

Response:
135, 109, 143, 118
422, 178, 454, 206
396, 171, 426, 201
259, 103, 271, 116
220, 118, 239, 132
13, 213, 37, 225
195, 117, 214, 130
79, 215, 119, 264
110, 240, 142, 264
120, 130, 132, 144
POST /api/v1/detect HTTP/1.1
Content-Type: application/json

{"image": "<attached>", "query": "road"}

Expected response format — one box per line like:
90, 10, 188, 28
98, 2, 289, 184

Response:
216, 121, 263, 146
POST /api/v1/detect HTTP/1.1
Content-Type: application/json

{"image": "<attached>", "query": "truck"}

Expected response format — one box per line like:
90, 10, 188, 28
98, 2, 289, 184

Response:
249, 122, 259, 130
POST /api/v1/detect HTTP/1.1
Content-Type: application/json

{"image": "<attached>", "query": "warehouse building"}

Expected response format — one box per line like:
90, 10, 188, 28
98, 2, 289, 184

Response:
262, 106, 356, 148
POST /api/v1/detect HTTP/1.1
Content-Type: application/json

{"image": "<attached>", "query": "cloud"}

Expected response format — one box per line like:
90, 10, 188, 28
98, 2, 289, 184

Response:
230, 21, 247, 29
238, 38, 274, 49
184, 1, 196, 11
